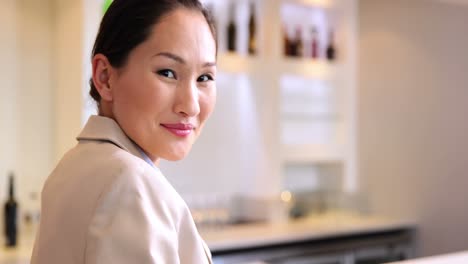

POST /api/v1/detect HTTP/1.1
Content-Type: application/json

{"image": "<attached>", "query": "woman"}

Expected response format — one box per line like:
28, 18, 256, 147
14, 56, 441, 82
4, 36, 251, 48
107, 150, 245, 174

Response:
31, 0, 217, 263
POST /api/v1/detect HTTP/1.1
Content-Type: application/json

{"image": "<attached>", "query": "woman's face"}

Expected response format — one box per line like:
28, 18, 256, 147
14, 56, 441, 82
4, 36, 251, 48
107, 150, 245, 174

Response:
107, 8, 216, 163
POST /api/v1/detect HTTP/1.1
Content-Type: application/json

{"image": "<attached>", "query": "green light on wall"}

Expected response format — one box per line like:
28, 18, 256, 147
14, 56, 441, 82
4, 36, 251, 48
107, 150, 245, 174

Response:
103, 0, 113, 14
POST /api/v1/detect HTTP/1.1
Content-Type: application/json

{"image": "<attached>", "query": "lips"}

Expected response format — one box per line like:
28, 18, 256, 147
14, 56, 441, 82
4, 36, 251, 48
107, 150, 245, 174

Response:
161, 123, 194, 137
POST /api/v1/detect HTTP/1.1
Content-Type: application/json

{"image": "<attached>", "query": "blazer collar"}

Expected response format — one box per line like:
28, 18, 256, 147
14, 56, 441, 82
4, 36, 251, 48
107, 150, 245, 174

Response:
77, 115, 144, 160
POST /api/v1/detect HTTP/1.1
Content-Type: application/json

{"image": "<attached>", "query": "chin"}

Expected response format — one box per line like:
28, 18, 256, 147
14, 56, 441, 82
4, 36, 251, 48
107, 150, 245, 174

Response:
159, 138, 196, 161
164, 155, 186, 162
162, 148, 191, 161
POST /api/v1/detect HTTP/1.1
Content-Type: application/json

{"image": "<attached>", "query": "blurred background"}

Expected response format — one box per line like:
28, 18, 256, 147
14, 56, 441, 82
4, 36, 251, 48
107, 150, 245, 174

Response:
1, 0, 468, 263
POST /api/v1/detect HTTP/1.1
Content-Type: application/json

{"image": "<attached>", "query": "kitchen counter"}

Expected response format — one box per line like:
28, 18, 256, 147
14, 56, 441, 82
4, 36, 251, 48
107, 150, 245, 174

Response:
0, 212, 416, 264
201, 211, 416, 263
200, 211, 416, 253
387, 251, 468, 264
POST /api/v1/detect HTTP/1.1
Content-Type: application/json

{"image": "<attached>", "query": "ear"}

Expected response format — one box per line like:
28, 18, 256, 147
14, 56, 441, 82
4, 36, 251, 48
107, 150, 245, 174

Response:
91, 54, 114, 102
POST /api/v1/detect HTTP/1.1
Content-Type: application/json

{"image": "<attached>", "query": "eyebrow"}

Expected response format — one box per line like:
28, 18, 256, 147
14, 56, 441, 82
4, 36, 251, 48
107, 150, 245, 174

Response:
155, 52, 216, 68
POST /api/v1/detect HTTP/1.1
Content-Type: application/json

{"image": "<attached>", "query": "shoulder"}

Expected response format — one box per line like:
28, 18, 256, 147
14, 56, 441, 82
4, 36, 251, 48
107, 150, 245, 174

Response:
72, 141, 188, 223
83, 152, 186, 263
44, 140, 184, 216
44, 141, 147, 194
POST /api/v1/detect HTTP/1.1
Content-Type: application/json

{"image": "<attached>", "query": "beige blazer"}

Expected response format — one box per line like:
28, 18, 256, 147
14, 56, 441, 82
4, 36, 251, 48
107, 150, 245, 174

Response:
31, 115, 212, 264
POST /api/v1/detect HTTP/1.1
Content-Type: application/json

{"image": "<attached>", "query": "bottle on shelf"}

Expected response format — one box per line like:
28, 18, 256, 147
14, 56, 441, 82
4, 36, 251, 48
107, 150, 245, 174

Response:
310, 26, 319, 59
283, 24, 291, 56
248, 2, 257, 55
292, 26, 303, 57
227, 2, 237, 53
326, 29, 336, 61
4, 172, 18, 247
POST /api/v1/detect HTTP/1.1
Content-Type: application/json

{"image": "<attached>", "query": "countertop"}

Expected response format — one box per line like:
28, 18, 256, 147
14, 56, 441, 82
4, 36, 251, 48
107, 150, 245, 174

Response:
200, 211, 416, 252
0, 212, 415, 264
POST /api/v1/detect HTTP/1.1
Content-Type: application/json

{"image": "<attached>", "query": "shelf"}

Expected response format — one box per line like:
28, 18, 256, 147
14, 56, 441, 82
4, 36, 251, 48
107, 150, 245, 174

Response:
217, 53, 340, 80
208, 0, 356, 195
282, 0, 337, 9
279, 58, 341, 79
282, 144, 344, 164
281, 112, 341, 121
217, 53, 262, 75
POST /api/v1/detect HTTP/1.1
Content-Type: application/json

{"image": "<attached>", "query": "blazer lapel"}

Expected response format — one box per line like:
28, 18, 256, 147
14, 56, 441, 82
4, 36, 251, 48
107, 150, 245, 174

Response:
201, 239, 213, 264
77, 115, 144, 160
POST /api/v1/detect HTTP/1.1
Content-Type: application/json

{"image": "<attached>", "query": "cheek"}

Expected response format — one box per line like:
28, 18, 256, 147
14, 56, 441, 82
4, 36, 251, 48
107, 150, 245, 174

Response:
114, 74, 161, 112
199, 88, 217, 121
112, 86, 135, 116
113, 75, 145, 105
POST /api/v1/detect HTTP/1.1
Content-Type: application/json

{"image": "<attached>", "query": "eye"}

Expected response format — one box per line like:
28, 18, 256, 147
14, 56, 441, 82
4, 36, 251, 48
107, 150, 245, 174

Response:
157, 69, 177, 79
197, 74, 214, 82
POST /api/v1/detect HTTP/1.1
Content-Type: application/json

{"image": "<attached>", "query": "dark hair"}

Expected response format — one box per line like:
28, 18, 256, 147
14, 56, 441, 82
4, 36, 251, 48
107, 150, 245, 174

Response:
89, 0, 217, 104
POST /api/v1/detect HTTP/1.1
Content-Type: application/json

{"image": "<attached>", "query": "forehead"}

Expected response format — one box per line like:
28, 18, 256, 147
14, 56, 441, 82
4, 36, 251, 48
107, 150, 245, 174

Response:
142, 8, 216, 61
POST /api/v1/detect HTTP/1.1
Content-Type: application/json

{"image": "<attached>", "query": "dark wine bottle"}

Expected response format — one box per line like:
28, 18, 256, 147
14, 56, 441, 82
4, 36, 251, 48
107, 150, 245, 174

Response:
227, 3, 237, 53
326, 29, 336, 61
289, 27, 297, 57
294, 26, 303, 57
310, 26, 319, 59
283, 24, 290, 56
4, 172, 18, 247
248, 2, 256, 55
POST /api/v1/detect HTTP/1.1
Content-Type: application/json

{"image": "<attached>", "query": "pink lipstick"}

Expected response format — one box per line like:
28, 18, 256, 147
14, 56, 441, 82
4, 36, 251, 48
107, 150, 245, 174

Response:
161, 123, 194, 137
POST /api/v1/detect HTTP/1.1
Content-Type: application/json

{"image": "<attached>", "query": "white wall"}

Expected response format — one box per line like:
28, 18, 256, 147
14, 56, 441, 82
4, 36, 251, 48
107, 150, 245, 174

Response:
52, 0, 86, 162
0, 0, 20, 203
18, 0, 54, 213
53, 0, 101, 161
0, 0, 53, 213
54, 0, 101, 153
359, 0, 468, 257
0, 0, 101, 216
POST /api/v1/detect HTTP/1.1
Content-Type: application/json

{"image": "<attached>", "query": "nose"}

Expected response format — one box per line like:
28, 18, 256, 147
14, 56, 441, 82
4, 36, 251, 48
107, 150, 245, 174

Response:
174, 80, 200, 117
